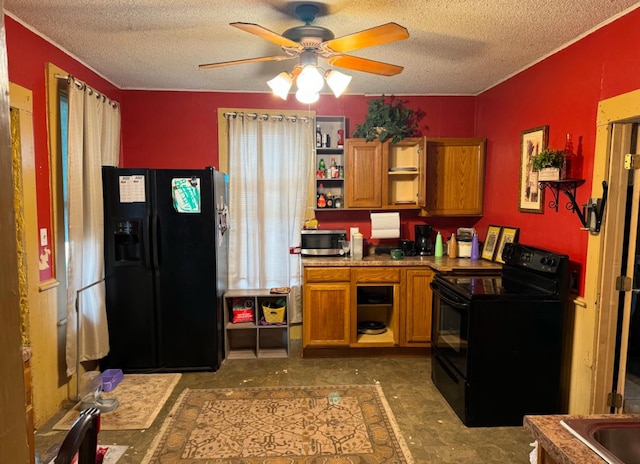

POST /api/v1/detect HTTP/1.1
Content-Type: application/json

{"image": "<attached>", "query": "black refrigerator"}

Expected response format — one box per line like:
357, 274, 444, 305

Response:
102, 166, 228, 372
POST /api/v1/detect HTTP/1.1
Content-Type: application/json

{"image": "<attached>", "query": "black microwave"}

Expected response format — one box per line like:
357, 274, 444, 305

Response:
301, 229, 347, 256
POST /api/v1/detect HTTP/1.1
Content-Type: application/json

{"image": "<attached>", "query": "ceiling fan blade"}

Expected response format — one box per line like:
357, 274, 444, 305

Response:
324, 23, 409, 53
199, 55, 295, 69
327, 54, 404, 76
231, 22, 300, 48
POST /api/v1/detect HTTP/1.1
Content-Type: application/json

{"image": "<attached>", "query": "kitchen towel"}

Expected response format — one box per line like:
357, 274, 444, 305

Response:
370, 212, 400, 239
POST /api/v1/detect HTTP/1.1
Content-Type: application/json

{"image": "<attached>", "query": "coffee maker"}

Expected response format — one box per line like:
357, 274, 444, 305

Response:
415, 224, 434, 256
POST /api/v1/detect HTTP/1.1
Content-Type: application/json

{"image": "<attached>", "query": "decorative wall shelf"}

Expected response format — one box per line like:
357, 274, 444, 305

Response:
539, 179, 585, 213
538, 179, 608, 233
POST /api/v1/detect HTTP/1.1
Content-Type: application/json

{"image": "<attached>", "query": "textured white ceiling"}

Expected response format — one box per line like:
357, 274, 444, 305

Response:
5, 0, 639, 95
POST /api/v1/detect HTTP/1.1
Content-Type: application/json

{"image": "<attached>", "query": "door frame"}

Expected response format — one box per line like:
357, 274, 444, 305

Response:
585, 89, 640, 413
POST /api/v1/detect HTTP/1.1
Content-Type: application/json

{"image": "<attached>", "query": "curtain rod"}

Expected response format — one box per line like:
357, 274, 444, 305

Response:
54, 73, 120, 109
224, 111, 309, 123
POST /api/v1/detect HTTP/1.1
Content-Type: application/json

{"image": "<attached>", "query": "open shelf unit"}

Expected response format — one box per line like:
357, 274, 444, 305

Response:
315, 116, 346, 210
223, 289, 290, 359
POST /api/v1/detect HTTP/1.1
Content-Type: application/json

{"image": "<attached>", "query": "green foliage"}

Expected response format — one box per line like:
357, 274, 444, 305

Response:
352, 95, 423, 144
531, 148, 565, 171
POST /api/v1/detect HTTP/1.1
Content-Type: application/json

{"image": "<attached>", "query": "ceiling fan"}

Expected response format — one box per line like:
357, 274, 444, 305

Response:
199, 4, 409, 102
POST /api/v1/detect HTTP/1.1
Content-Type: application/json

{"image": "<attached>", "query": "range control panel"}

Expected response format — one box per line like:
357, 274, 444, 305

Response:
502, 242, 568, 275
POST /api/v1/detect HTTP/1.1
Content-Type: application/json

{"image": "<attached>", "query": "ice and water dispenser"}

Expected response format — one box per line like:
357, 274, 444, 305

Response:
112, 219, 143, 264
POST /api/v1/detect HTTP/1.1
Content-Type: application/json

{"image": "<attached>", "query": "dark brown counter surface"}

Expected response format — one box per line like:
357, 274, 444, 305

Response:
302, 255, 503, 273
524, 413, 640, 464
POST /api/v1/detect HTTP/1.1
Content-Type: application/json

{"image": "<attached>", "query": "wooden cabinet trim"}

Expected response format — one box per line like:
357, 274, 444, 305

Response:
305, 267, 351, 282
354, 267, 401, 283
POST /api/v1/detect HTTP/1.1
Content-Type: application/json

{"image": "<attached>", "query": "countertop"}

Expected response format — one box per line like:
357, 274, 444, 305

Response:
524, 413, 640, 464
302, 254, 503, 273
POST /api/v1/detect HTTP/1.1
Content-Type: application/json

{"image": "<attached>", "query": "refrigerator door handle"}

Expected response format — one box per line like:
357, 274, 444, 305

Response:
141, 216, 152, 269
152, 213, 160, 267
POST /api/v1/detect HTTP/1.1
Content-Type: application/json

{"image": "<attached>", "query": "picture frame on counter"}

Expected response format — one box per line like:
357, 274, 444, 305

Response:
495, 227, 520, 264
519, 126, 548, 214
482, 225, 502, 261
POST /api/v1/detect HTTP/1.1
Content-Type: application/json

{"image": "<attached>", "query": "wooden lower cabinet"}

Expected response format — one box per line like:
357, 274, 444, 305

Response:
303, 265, 434, 352
353, 267, 401, 347
400, 268, 435, 346
303, 268, 351, 347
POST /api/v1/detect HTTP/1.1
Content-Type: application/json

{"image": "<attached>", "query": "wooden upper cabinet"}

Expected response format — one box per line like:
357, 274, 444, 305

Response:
345, 138, 425, 210
345, 139, 383, 208
424, 138, 486, 216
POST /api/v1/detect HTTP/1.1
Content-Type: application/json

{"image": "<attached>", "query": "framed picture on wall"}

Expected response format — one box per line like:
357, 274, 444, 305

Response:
495, 227, 520, 264
481, 225, 502, 261
519, 126, 548, 213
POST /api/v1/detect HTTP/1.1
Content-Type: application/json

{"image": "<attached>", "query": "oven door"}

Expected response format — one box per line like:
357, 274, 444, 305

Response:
431, 279, 470, 377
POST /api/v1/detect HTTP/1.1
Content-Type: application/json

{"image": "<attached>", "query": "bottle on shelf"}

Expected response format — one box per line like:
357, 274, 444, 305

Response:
316, 125, 322, 148
318, 158, 326, 178
326, 191, 334, 208
337, 129, 344, 148
317, 183, 327, 208
330, 157, 337, 178
563, 133, 574, 179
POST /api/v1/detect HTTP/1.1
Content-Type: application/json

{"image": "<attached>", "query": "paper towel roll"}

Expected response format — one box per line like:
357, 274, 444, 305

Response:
370, 212, 400, 239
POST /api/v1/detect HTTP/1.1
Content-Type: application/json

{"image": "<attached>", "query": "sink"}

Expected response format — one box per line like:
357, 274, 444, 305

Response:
561, 417, 640, 464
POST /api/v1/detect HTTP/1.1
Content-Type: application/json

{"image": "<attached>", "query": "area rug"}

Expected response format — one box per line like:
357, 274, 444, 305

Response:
53, 373, 181, 430
142, 384, 414, 463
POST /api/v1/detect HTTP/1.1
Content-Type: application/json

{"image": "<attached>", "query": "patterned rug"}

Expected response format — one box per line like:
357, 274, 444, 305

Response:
53, 373, 181, 430
142, 384, 414, 463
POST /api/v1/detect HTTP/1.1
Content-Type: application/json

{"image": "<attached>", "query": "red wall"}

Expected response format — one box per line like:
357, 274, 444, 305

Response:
6, 15, 122, 281
121, 91, 476, 169
475, 7, 640, 293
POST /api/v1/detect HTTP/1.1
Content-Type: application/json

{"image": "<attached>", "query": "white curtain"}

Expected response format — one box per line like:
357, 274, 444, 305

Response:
227, 112, 312, 322
65, 80, 120, 376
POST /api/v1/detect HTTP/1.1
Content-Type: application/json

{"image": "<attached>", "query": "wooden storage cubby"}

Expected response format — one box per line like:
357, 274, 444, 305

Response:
315, 115, 346, 210
224, 289, 290, 359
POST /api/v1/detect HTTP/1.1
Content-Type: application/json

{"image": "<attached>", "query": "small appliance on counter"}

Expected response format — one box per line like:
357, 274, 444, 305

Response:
456, 227, 476, 258
415, 224, 434, 256
301, 229, 347, 256
400, 239, 416, 256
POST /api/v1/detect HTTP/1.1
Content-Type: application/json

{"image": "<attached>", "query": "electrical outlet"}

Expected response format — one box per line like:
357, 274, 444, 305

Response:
40, 228, 48, 246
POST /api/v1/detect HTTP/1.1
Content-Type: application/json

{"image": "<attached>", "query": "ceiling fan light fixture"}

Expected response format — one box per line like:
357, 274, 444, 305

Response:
267, 72, 293, 100
295, 88, 320, 104
324, 69, 352, 97
296, 65, 324, 93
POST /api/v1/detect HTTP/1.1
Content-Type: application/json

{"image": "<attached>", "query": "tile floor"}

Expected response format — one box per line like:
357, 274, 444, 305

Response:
35, 341, 535, 463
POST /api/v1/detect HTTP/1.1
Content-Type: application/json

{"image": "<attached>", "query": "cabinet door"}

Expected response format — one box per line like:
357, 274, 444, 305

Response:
401, 269, 434, 346
303, 283, 351, 347
425, 138, 486, 216
345, 139, 383, 208
386, 137, 425, 209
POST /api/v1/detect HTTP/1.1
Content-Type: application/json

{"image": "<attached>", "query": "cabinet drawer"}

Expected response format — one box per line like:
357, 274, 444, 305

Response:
305, 267, 351, 282
355, 267, 401, 283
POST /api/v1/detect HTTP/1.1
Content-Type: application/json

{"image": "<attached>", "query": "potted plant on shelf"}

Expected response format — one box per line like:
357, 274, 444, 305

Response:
352, 95, 422, 144
531, 148, 565, 181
